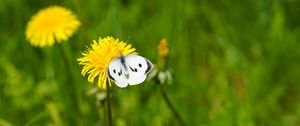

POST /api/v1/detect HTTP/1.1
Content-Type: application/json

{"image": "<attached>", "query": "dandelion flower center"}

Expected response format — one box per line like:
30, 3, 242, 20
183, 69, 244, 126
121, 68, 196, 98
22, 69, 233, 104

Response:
78, 36, 137, 89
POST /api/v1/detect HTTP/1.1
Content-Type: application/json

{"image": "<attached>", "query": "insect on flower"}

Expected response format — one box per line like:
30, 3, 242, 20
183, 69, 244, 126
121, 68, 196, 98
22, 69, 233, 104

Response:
107, 54, 153, 88
78, 36, 153, 89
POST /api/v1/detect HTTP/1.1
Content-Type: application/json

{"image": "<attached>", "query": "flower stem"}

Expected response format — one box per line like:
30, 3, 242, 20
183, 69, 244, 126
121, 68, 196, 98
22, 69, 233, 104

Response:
160, 85, 185, 126
106, 80, 113, 126
58, 44, 80, 122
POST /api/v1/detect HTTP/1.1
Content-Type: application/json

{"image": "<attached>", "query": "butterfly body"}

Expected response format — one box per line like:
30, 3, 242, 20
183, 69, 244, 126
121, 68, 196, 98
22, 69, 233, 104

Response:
107, 54, 153, 88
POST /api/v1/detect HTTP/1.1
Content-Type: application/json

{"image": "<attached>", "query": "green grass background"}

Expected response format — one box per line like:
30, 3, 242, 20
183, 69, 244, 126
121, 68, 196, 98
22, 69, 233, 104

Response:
1, 0, 300, 125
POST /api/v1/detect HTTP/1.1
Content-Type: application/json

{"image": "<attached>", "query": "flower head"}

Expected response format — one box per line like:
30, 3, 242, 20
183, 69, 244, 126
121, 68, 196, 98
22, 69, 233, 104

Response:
157, 38, 169, 69
25, 6, 81, 47
78, 36, 137, 89
148, 38, 172, 85
158, 38, 169, 58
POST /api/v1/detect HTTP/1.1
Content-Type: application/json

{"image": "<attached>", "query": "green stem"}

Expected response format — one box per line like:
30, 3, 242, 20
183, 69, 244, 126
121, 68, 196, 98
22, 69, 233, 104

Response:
58, 44, 80, 121
160, 85, 185, 126
106, 80, 113, 126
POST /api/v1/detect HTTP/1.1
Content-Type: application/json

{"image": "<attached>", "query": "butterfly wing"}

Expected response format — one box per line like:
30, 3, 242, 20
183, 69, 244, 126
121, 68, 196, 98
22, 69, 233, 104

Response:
124, 54, 153, 85
107, 58, 128, 88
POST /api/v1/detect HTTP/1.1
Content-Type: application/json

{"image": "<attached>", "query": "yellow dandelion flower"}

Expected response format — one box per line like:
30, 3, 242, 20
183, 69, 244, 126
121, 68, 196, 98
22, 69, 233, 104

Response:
25, 6, 81, 47
78, 36, 137, 89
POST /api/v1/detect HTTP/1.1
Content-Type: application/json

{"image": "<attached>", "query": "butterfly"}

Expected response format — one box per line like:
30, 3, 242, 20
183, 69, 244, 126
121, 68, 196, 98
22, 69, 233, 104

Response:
107, 54, 153, 88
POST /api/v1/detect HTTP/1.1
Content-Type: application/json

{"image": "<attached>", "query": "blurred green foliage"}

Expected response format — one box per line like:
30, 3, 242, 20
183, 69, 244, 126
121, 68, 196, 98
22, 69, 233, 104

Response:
1, 0, 300, 125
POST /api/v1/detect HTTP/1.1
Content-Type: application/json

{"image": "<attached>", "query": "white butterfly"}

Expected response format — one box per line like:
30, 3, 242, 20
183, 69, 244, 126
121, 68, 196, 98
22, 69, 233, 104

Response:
107, 54, 153, 88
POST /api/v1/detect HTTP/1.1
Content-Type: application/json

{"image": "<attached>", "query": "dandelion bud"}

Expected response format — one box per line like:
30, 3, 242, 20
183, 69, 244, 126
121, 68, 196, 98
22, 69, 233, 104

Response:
158, 38, 169, 58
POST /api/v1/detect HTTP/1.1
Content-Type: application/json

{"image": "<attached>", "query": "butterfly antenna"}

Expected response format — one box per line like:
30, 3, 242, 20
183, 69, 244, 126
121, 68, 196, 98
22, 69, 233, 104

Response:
120, 36, 131, 56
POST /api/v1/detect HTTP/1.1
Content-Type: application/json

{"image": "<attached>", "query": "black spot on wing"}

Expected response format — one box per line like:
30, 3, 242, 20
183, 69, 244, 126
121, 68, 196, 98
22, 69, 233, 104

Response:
107, 70, 115, 81
145, 60, 152, 75
129, 66, 138, 72
129, 66, 135, 72
118, 69, 122, 76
